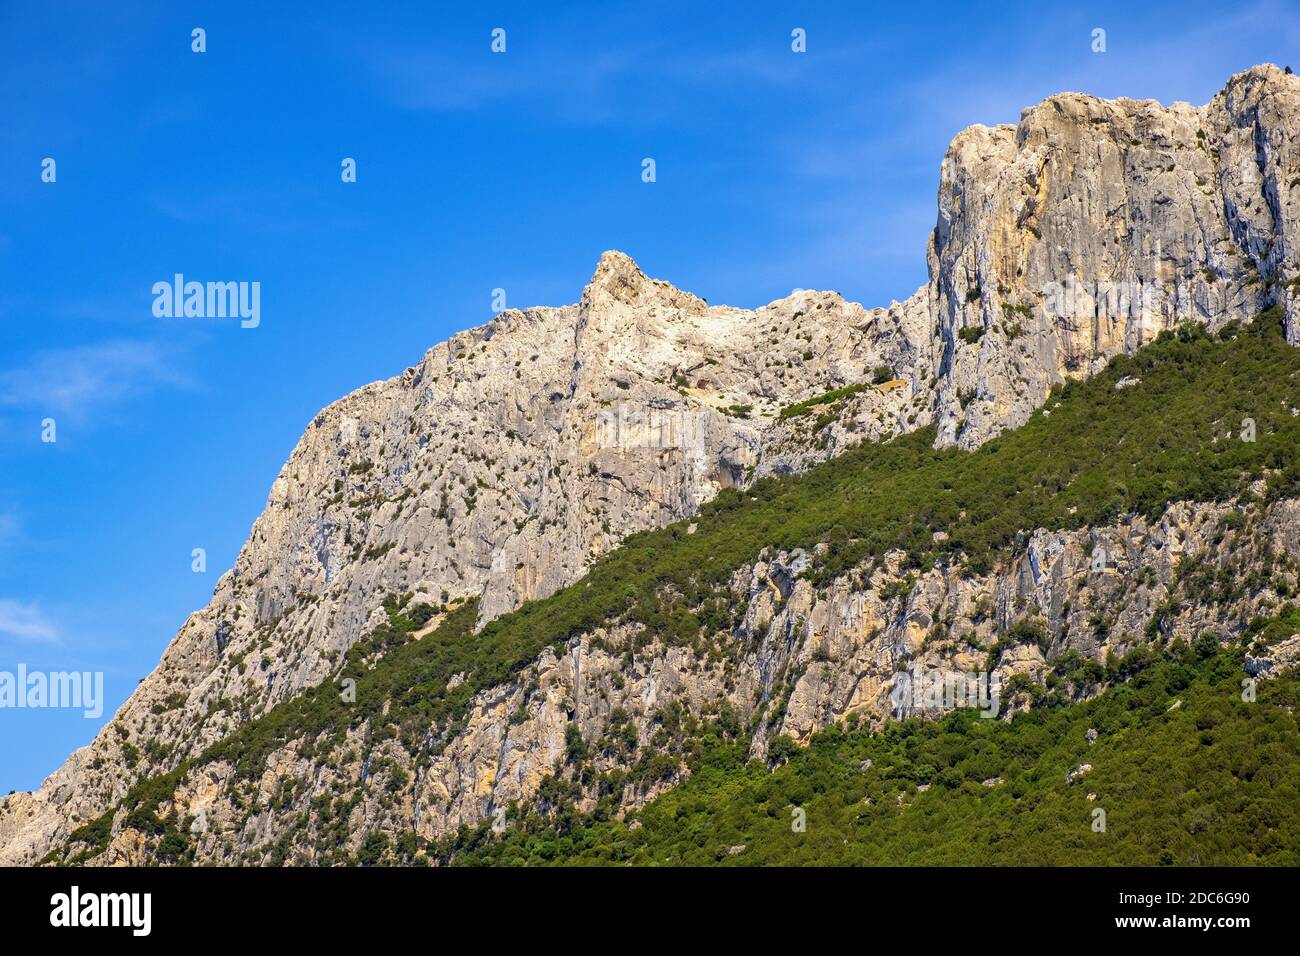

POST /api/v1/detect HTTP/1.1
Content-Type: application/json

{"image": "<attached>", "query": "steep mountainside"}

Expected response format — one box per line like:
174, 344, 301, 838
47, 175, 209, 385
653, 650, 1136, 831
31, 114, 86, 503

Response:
31, 313, 1300, 866
443, 642, 1300, 866
4, 64, 1300, 866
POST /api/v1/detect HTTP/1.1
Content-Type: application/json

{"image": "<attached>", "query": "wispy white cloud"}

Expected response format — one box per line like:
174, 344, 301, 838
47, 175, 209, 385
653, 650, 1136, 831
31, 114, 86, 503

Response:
749, 0, 1300, 309
362, 33, 875, 125
879, 0, 1300, 153
368, 45, 672, 124
0, 599, 58, 642
0, 339, 188, 421
146, 188, 321, 236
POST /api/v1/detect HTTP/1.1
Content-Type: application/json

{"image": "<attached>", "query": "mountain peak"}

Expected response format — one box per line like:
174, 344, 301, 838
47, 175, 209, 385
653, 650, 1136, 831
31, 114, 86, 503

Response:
9, 63, 1300, 868
593, 248, 640, 275
580, 249, 707, 316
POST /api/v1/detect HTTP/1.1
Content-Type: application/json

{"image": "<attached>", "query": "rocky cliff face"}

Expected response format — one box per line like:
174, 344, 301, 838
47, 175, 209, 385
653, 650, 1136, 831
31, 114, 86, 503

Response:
3, 63, 1299, 866
930, 63, 1300, 448
69, 492, 1300, 865
0, 255, 905, 864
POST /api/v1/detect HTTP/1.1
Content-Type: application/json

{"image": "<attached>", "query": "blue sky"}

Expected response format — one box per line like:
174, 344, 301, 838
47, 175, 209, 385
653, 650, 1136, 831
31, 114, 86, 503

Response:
2, 0, 1297, 792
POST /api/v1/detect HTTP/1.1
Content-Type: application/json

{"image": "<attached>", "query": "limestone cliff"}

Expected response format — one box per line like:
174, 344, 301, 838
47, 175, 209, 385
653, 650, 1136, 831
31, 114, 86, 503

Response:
83, 493, 1298, 865
4, 63, 1300, 865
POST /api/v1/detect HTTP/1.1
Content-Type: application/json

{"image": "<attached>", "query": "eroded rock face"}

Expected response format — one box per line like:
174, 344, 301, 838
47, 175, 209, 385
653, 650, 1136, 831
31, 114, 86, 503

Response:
86, 494, 1300, 865
764, 64, 1300, 462
930, 63, 1300, 448
0, 255, 906, 865
4, 63, 1300, 866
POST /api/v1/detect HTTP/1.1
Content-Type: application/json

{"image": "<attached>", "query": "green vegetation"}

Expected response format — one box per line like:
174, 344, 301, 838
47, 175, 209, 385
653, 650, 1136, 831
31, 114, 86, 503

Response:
49, 310, 1300, 865
47, 599, 482, 865
957, 325, 986, 344
1245, 602, 1300, 652
201, 597, 484, 780
440, 642, 1300, 866
778, 383, 873, 420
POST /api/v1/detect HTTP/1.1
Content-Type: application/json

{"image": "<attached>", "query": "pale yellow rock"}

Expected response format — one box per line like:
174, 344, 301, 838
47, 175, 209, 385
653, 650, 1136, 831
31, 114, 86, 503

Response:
6, 64, 1300, 866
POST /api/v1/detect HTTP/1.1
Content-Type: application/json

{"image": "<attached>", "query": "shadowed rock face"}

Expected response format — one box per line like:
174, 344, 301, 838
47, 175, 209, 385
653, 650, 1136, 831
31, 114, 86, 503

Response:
3, 64, 1299, 866
928, 63, 1300, 448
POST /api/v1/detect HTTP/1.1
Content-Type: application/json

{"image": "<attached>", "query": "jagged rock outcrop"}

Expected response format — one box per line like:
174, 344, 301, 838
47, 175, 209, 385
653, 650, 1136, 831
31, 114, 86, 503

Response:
929, 63, 1300, 447
4, 63, 1300, 866
753, 64, 1300, 463
0, 256, 903, 864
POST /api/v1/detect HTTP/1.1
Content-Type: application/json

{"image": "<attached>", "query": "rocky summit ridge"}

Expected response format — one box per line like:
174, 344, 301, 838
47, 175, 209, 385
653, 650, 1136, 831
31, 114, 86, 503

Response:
3, 64, 1300, 865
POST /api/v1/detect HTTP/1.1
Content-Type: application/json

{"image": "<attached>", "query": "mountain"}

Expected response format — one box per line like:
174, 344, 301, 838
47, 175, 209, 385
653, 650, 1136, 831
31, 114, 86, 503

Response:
4, 64, 1300, 866
440, 638, 1300, 866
